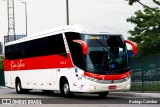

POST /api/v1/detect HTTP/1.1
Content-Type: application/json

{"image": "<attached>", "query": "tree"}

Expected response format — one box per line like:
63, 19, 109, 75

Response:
0, 56, 3, 69
127, 0, 160, 11
0, 42, 2, 55
126, 0, 160, 55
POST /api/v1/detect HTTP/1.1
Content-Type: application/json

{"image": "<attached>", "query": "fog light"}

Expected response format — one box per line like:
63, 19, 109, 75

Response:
127, 84, 131, 89
90, 85, 96, 90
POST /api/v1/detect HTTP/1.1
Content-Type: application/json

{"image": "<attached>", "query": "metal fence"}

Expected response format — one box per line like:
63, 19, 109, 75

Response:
130, 56, 160, 92
0, 69, 5, 86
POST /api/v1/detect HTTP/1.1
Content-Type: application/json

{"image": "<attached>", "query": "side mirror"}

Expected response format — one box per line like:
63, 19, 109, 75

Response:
125, 40, 138, 55
72, 40, 88, 55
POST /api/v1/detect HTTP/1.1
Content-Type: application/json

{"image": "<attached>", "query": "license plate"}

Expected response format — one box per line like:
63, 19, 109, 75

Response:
108, 85, 117, 90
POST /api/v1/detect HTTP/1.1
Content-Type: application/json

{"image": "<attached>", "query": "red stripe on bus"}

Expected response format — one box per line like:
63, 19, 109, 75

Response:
84, 71, 131, 80
4, 53, 73, 71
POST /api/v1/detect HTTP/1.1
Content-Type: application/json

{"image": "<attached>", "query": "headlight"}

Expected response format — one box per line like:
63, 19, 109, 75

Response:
124, 75, 131, 81
83, 75, 98, 82
90, 85, 96, 90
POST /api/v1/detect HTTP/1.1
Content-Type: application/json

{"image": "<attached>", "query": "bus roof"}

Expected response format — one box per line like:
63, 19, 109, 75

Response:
5, 25, 121, 46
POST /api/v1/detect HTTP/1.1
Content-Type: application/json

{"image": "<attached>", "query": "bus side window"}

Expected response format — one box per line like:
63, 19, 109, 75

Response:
5, 45, 13, 60
47, 34, 67, 58
65, 32, 85, 70
6, 34, 67, 60
13, 44, 19, 59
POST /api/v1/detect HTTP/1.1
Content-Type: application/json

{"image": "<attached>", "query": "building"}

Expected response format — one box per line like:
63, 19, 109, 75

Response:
0, 42, 2, 55
4, 35, 26, 45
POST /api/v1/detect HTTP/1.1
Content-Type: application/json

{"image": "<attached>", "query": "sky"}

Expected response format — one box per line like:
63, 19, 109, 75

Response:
0, 0, 157, 45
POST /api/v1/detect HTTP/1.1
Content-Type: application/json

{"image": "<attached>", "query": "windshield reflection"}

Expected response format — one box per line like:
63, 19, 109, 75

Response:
82, 35, 129, 74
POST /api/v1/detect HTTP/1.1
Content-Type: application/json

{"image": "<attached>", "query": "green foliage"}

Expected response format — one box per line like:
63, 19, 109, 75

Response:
127, 0, 160, 9
127, 0, 139, 5
131, 83, 160, 91
126, 0, 160, 56
0, 56, 4, 69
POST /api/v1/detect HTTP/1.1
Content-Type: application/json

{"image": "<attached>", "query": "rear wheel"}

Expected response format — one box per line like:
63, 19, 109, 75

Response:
98, 92, 109, 98
60, 81, 74, 97
16, 79, 29, 94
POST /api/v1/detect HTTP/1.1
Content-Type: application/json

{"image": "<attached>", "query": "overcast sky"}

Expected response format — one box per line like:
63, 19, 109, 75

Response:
0, 0, 156, 44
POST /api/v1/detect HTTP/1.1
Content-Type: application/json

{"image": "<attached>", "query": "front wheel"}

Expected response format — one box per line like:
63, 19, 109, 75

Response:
61, 81, 74, 97
98, 92, 109, 98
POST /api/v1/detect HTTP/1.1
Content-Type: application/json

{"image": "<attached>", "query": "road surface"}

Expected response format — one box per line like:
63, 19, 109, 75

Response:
0, 88, 159, 107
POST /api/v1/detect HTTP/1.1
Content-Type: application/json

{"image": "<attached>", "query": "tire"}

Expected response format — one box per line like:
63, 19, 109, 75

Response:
98, 92, 109, 98
60, 81, 74, 97
16, 80, 29, 94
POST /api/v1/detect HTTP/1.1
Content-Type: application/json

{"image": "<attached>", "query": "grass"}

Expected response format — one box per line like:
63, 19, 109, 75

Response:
131, 82, 160, 91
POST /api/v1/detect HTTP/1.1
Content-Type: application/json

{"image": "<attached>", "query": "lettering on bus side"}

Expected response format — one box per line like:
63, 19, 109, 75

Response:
60, 61, 67, 65
10, 60, 25, 70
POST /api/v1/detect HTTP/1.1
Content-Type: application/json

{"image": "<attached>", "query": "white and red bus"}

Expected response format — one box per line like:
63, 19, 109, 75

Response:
4, 25, 137, 98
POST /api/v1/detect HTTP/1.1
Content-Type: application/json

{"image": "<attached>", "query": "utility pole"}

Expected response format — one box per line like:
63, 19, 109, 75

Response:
7, 0, 16, 41
66, 0, 69, 25
22, 2, 27, 36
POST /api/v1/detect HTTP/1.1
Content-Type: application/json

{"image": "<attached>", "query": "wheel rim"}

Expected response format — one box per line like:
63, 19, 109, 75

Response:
63, 83, 69, 95
17, 82, 20, 92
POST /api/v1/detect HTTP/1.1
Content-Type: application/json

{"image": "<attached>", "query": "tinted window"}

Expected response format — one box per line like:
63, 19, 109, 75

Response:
65, 32, 85, 70
5, 34, 66, 60
5, 46, 13, 60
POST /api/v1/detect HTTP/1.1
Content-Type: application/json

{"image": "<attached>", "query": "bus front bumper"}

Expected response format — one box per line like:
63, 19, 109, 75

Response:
82, 77, 131, 93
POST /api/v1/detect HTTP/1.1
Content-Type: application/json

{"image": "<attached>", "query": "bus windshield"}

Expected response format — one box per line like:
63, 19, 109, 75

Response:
65, 32, 129, 74
81, 34, 129, 74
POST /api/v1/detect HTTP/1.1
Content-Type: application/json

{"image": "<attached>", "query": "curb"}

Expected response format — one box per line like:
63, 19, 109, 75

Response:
0, 86, 6, 89
109, 92, 160, 98
0, 87, 160, 98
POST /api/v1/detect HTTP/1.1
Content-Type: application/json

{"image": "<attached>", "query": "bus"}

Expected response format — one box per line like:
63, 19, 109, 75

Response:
4, 25, 137, 98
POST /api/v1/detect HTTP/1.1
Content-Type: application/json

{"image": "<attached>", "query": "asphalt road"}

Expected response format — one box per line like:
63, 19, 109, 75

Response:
0, 88, 159, 107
